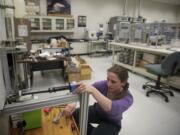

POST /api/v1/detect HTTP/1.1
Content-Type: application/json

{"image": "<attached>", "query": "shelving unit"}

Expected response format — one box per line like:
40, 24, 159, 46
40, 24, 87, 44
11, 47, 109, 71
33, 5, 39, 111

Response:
88, 40, 108, 56
110, 42, 180, 89
26, 16, 74, 33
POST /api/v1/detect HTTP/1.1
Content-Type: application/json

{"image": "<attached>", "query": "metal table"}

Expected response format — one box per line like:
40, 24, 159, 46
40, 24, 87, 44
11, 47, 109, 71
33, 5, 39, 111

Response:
0, 91, 89, 135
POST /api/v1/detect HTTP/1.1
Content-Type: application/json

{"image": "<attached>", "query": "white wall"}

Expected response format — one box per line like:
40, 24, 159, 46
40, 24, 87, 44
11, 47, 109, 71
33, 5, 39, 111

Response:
71, 0, 122, 38
0, 0, 7, 41
70, 0, 178, 38
133, 0, 177, 22
25, 0, 179, 39
177, 6, 180, 22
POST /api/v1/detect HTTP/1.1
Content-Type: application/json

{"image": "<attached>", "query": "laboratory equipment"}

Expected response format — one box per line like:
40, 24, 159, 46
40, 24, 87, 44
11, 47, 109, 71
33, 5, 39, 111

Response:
108, 16, 131, 43
130, 17, 146, 43
96, 24, 104, 40
146, 22, 177, 46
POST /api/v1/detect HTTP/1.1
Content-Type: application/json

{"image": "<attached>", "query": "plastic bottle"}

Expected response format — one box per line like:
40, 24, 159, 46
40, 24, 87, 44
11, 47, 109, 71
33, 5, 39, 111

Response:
69, 82, 79, 93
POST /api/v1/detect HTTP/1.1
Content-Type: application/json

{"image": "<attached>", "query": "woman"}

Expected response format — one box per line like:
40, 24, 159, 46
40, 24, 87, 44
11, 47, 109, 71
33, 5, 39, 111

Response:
64, 65, 133, 135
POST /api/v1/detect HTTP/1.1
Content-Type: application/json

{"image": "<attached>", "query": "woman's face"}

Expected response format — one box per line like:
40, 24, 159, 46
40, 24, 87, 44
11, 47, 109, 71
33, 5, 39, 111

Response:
107, 72, 125, 93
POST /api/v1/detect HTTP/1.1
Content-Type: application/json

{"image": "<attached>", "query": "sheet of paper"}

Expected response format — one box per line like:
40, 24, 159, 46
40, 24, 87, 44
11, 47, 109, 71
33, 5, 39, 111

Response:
18, 25, 28, 37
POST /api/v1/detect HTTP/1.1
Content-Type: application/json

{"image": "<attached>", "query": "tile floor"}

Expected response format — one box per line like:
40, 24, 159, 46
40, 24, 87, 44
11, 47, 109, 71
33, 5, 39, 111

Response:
32, 56, 180, 135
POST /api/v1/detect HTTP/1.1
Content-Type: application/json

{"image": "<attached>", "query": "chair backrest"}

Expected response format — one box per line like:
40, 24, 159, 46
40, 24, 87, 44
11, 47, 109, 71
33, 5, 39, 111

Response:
161, 51, 180, 75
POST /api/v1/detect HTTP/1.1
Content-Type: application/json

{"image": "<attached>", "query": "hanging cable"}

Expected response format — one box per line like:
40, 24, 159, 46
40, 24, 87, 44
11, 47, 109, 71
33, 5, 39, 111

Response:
138, 0, 141, 17
123, 0, 127, 16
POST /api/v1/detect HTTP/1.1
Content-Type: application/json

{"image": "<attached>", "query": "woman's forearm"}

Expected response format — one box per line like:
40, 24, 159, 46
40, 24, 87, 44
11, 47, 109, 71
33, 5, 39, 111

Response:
76, 83, 112, 112
91, 88, 112, 112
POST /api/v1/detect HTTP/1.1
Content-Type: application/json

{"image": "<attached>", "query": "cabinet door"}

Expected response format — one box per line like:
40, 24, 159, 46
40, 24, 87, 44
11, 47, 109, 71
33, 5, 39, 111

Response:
42, 18, 52, 30
30, 18, 40, 30
56, 19, 64, 30
66, 19, 74, 30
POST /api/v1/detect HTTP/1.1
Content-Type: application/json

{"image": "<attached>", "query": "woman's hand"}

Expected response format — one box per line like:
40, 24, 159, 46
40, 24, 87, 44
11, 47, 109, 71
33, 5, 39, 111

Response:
76, 82, 96, 94
76, 83, 112, 112
63, 103, 76, 117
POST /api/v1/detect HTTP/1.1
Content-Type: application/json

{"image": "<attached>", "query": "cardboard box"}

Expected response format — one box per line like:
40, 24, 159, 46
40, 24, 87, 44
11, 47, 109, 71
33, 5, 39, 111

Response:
80, 64, 92, 75
75, 56, 86, 64
80, 74, 91, 80
138, 60, 150, 68
143, 53, 157, 63
68, 72, 80, 82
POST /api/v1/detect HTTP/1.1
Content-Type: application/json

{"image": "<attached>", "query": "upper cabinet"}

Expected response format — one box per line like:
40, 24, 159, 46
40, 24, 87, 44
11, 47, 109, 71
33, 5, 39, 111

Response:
27, 16, 74, 33
67, 19, 75, 30
42, 18, 52, 30
55, 19, 64, 30
22, 0, 74, 33
30, 18, 40, 30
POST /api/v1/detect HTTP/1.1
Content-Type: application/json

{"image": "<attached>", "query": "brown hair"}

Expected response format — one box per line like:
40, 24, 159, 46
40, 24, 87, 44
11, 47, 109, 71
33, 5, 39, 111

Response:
107, 64, 129, 99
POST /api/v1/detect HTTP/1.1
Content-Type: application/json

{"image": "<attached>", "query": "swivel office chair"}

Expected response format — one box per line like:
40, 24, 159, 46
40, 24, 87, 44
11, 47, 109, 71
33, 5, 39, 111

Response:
142, 51, 180, 102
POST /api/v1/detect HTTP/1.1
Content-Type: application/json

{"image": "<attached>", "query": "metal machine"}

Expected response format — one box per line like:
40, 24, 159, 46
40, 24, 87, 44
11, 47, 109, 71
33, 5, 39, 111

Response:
130, 0, 146, 43
146, 22, 176, 46
85, 23, 104, 41
162, 23, 176, 44
96, 24, 104, 40
108, 0, 131, 43
108, 16, 131, 43
130, 17, 146, 43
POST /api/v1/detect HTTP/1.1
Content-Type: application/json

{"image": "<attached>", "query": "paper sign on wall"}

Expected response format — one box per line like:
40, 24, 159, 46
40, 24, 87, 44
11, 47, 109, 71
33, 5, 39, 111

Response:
18, 25, 28, 37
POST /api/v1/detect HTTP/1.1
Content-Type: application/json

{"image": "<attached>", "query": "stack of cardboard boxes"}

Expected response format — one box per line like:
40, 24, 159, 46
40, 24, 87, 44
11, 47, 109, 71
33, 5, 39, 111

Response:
66, 56, 92, 82
66, 60, 80, 82
79, 64, 92, 80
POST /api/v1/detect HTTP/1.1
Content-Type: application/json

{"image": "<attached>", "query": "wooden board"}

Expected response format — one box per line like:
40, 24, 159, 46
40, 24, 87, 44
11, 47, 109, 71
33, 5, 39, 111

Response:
24, 107, 79, 135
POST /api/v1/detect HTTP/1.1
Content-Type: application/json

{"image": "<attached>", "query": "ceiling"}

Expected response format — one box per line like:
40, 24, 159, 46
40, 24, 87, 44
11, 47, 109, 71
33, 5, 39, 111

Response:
152, 0, 180, 5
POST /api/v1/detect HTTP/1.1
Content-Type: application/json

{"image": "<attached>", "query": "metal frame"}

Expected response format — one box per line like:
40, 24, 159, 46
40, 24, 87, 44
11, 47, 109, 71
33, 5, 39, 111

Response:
80, 93, 89, 135
0, 92, 89, 135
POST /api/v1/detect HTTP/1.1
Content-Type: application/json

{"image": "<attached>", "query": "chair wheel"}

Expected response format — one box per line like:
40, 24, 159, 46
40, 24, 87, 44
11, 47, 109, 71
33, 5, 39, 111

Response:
165, 98, 169, 102
146, 93, 149, 97
142, 85, 146, 89
41, 71, 44, 76
170, 92, 174, 97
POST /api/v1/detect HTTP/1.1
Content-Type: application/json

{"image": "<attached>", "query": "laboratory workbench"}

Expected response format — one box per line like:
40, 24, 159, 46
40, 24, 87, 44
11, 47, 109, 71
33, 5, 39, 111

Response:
110, 42, 180, 89
1, 90, 89, 135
